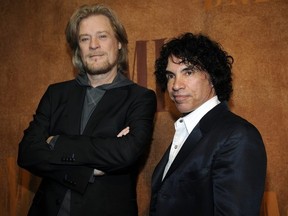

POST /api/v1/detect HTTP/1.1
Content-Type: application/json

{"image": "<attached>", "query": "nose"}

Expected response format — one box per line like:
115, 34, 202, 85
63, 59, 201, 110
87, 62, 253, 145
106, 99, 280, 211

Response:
171, 76, 185, 91
89, 37, 100, 49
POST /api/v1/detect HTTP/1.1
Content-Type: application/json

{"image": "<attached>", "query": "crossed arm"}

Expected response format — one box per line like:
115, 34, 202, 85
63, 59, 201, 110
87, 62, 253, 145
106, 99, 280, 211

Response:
46, 127, 130, 144
46, 127, 131, 176
18, 84, 157, 193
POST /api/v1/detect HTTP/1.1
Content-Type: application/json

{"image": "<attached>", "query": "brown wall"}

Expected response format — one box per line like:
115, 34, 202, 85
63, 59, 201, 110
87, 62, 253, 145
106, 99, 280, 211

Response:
1, 0, 287, 215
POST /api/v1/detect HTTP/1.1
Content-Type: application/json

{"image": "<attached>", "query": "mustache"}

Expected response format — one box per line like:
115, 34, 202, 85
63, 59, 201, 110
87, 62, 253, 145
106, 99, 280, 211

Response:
87, 52, 106, 57
172, 93, 186, 97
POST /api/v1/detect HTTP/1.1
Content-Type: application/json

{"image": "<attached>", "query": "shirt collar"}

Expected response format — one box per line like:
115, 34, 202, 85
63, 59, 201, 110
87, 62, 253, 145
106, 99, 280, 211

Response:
180, 96, 220, 134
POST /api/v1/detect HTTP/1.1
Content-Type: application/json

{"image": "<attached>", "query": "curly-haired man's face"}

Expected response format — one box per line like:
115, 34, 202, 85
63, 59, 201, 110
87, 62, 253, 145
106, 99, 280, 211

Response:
166, 55, 216, 113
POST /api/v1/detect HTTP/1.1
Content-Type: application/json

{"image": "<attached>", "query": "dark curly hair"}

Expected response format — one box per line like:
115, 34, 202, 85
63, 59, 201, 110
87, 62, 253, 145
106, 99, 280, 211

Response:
155, 32, 233, 102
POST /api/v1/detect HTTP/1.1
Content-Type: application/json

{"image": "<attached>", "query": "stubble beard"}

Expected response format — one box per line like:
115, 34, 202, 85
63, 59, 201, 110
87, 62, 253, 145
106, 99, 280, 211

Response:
83, 59, 117, 76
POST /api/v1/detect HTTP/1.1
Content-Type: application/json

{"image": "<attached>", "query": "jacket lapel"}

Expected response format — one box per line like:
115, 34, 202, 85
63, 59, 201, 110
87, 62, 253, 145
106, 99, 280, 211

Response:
152, 125, 203, 188
82, 87, 128, 135
163, 125, 203, 180
151, 147, 170, 189
61, 83, 86, 135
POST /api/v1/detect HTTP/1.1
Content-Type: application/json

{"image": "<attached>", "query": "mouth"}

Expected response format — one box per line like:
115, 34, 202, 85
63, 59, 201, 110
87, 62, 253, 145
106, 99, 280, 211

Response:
173, 95, 187, 103
89, 53, 105, 58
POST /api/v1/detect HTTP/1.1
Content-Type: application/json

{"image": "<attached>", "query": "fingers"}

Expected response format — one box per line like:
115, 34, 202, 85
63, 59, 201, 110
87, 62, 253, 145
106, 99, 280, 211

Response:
117, 126, 130, 137
46, 136, 54, 144
93, 169, 105, 176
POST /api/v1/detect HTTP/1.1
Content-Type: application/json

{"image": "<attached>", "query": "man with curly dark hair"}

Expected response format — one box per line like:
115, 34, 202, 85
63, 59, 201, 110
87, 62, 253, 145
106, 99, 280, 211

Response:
149, 32, 266, 216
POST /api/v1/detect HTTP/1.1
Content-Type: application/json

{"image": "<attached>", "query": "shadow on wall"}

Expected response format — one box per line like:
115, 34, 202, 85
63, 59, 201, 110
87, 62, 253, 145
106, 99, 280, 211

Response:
261, 191, 280, 216
6, 157, 41, 216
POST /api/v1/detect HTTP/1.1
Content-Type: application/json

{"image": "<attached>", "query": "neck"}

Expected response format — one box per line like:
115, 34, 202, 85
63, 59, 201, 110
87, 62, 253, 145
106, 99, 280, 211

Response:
87, 70, 117, 88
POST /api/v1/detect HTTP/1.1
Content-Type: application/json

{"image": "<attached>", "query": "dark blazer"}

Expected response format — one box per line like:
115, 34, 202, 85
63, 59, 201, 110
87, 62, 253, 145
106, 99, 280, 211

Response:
150, 102, 266, 216
18, 79, 157, 216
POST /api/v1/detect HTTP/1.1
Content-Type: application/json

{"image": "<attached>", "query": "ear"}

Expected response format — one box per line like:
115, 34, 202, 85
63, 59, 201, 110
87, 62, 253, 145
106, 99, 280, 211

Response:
118, 42, 122, 50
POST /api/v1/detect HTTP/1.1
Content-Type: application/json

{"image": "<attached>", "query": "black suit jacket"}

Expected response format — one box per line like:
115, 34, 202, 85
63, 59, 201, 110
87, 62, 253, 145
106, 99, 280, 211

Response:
150, 102, 266, 216
18, 78, 157, 216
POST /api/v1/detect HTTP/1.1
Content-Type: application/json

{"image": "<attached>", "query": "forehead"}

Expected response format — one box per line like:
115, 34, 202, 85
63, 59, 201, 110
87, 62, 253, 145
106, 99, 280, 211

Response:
78, 15, 113, 33
166, 56, 188, 71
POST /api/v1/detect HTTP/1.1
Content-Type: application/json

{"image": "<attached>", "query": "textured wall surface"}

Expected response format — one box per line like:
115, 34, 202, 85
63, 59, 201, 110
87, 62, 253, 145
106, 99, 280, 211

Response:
0, 0, 287, 215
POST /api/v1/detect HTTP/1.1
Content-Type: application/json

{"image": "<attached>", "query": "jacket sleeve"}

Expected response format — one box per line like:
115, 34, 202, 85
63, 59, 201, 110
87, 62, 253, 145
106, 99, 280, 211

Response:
212, 123, 267, 215
18, 85, 56, 170
17, 85, 94, 193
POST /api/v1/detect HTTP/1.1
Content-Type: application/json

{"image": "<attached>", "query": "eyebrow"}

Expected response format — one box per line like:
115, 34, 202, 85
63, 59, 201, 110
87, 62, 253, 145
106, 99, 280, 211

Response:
78, 31, 110, 37
165, 66, 192, 74
78, 34, 90, 37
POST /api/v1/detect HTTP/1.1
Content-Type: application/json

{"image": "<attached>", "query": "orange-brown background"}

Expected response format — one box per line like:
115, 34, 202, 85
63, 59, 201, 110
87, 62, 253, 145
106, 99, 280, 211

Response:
0, 0, 287, 215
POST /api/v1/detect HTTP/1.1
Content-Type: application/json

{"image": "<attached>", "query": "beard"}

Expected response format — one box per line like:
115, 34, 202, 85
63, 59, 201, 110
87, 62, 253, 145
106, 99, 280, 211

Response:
83, 59, 117, 76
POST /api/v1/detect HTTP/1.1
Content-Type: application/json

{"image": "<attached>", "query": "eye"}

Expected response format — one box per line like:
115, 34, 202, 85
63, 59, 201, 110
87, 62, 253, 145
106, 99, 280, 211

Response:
165, 73, 175, 80
184, 69, 195, 76
98, 34, 108, 39
79, 37, 90, 43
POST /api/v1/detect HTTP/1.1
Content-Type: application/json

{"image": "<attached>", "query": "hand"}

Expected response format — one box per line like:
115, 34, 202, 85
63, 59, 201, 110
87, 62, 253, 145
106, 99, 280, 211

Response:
46, 136, 54, 144
94, 169, 105, 176
117, 126, 130, 137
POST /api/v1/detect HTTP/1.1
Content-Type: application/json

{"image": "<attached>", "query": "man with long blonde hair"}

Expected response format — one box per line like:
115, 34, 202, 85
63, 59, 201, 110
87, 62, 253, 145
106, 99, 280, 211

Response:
18, 4, 156, 216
